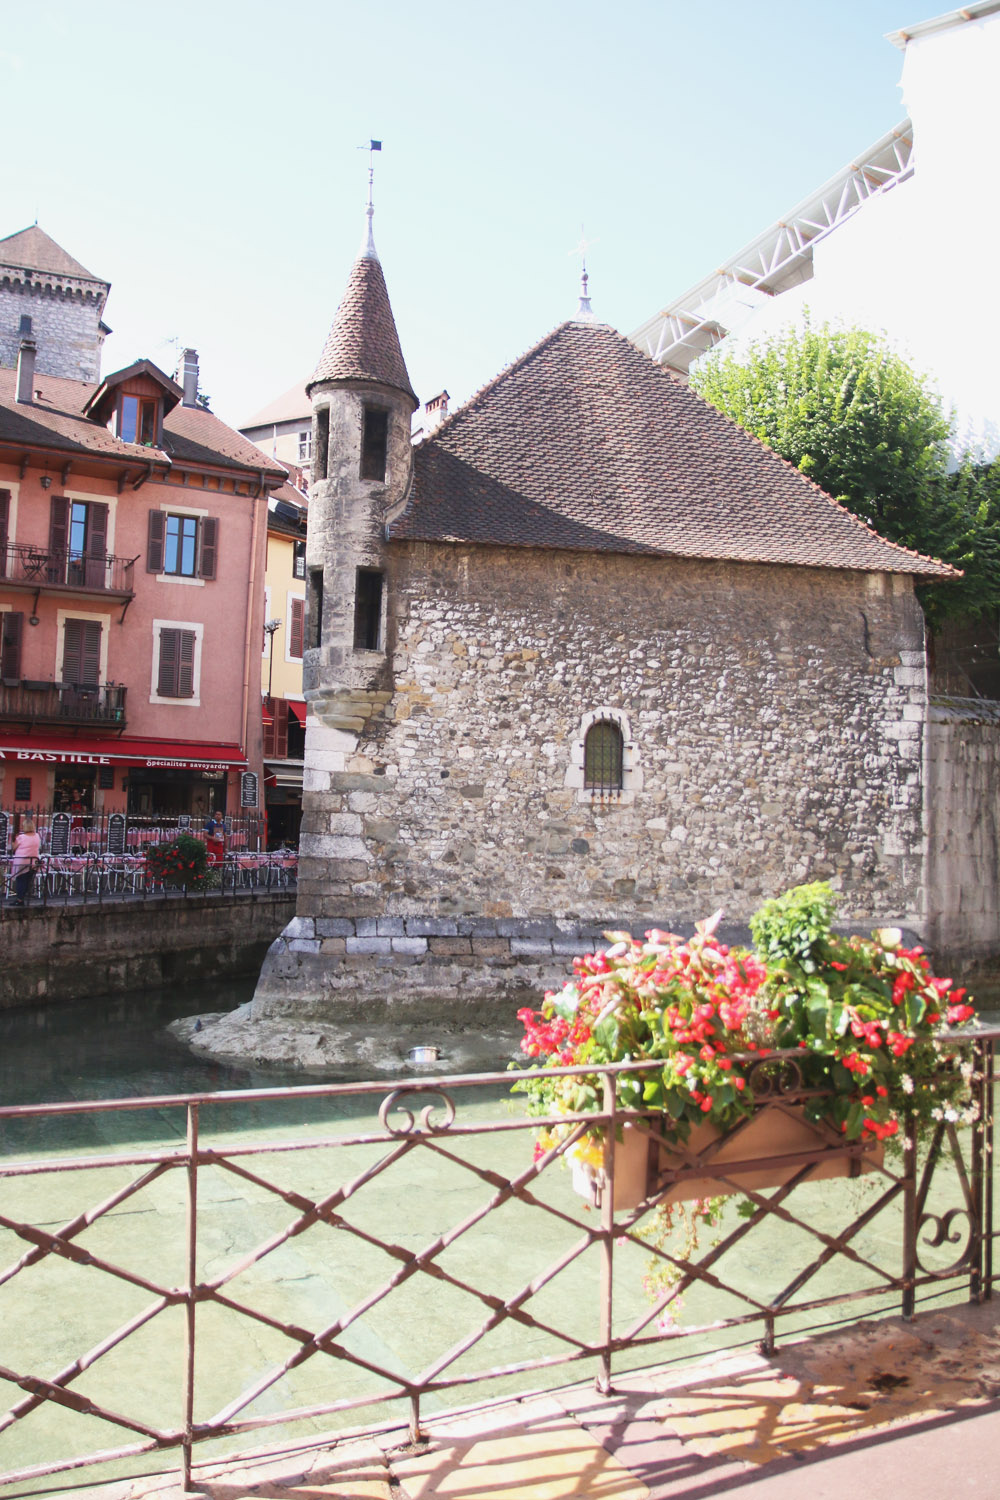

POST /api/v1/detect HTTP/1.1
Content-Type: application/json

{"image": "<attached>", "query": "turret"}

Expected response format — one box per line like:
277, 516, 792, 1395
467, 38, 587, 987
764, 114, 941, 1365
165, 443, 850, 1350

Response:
304, 173, 418, 728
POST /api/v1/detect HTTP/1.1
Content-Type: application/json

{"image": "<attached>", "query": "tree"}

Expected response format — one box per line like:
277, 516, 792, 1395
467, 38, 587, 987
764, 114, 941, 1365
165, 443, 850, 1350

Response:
691, 319, 1000, 625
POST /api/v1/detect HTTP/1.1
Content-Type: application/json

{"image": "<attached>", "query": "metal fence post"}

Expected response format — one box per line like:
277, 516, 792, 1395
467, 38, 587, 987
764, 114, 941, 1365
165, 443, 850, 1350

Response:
597, 1073, 617, 1395
182, 1103, 200, 1495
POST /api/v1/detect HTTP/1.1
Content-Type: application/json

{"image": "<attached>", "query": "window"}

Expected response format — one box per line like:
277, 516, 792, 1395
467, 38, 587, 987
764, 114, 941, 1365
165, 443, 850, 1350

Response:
118, 394, 159, 445
293, 540, 305, 579
157, 627, 196, 697
289, 596, 305, 659
360, 407, 389, 481
314, 408, 329, 480
353, 568, 383, 650
1, 611, 23, 680
298, 429, 312, 462
308, 569, 323, 649
62, 618, 102, 687
566, 709, 643, 804
584, 719, 624, 793
147, 512, 218, 578
50, 497, 109, 587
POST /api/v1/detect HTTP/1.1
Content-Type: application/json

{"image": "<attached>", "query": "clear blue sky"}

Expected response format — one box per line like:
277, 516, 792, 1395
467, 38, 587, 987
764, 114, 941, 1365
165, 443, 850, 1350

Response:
1, 0, 921, 428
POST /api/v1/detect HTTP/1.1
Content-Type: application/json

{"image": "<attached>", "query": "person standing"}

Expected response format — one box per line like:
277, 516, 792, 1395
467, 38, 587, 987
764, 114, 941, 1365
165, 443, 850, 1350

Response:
11, 817, 41, 906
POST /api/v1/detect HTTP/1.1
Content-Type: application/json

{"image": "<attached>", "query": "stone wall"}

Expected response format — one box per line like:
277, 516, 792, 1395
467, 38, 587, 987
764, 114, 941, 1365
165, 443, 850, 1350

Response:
1, 892, 294, 1009
255, 544, 929, 1016
925, 698, 1000, 963
0, 279, 107, 383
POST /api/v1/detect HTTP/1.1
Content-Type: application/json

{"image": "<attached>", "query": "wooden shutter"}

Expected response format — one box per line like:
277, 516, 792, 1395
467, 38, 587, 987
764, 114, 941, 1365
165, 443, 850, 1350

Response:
177, 630, 195, 696
147, 510, 165, 572
289, 597, 304, 658
63, 618, 102, 686
0, 490, 9, 578
85, 502, 108, 587
274, 699, 288, 758
158, 628, 196, 697
1, 611, 23, 679
48, 495, 69, 582
263, 700, 276, 758
198, 517, 218, 579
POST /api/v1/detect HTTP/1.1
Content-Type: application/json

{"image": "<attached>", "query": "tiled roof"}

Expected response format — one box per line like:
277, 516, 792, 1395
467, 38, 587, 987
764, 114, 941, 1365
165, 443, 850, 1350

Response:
0, 367, 286, 479
394, 320, 956, 578
241, 378, 311, 431
0, 225, 104, 284
309, 253, 417, 409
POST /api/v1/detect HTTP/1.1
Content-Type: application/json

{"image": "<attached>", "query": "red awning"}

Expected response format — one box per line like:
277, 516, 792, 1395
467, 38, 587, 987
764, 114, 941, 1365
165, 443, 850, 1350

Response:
0, 735, 248, 771
287, 700, 307, 723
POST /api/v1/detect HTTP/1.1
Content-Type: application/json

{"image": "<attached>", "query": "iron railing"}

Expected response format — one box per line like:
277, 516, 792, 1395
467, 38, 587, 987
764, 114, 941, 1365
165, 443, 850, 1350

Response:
0, 806, 267, 856
0, 1039, 994, 1494
0, 850, 296, 909
0, 678, 127, 728
0, 543, 137, 596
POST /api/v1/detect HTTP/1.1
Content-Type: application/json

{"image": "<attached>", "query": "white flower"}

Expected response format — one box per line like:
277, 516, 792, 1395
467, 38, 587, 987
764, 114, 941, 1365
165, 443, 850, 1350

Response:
901, 1075, 915, 1095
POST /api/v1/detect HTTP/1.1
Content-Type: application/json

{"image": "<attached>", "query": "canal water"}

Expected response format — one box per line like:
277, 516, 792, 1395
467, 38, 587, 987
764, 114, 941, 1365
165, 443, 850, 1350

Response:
0, 984, 986, 1497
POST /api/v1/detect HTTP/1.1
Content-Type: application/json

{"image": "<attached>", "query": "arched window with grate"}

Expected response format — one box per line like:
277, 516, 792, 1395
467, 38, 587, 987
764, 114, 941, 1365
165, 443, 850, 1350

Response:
583, 717, 624, 794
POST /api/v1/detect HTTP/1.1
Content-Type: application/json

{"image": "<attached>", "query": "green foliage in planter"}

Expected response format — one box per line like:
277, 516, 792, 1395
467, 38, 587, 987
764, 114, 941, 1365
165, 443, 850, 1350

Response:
146, 833, 210, 889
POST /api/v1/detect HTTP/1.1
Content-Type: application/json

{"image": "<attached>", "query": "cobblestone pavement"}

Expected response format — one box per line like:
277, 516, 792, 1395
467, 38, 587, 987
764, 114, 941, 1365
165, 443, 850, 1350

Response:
70, 1299, 999, 1500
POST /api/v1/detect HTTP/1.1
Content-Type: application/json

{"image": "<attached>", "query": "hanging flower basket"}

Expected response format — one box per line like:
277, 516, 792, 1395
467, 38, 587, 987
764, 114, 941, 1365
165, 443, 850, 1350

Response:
569, 1103, 884, 1214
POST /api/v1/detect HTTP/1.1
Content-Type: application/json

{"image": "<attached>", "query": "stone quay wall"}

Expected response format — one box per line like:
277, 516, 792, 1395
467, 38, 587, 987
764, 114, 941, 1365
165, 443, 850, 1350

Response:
255, 544, 929, 1017
1, 892, 295, 1010
925, 700, 1000, 963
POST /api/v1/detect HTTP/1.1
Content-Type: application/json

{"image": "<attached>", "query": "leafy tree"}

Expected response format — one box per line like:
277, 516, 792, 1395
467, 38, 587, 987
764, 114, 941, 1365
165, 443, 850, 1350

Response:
691, 319, 1000, 625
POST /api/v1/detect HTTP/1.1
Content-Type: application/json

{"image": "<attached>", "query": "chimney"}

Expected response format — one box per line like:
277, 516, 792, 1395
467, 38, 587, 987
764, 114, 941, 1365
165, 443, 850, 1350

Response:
15, 339, 36, 405
180, 348, 199, 407
424, 390, 449, 429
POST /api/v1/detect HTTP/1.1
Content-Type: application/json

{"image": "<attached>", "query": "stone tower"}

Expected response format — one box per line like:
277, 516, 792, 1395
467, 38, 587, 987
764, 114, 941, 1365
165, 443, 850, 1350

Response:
0, 225, 110, 382
303, 197, 417, 725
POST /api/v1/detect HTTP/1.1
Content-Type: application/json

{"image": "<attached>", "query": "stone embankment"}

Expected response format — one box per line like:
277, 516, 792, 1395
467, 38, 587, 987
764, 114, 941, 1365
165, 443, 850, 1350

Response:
0, 892, 295, 1009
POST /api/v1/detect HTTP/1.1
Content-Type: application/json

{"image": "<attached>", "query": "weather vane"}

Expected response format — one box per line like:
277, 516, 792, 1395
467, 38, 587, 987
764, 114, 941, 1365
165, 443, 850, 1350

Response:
569, 225, 597, 318
357, 140, 382, 254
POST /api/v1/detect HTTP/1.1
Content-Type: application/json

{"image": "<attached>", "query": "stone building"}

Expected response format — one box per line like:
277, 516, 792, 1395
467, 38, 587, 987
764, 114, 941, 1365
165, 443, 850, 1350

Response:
0, 226, 110, 384
237, 199, 960, 1052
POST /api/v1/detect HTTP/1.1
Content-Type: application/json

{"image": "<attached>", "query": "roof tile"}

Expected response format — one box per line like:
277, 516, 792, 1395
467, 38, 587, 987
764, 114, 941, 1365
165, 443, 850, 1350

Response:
394, 320, 955, 578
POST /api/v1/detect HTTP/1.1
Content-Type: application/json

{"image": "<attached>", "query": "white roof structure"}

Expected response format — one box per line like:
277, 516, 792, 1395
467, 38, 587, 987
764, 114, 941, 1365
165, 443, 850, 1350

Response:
631, 125, 914, 377
631, 3, 1000, 458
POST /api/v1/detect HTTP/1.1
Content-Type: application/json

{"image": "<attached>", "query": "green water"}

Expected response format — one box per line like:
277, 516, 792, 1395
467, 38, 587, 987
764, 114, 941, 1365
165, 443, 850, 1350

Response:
0, 988, 990, 1497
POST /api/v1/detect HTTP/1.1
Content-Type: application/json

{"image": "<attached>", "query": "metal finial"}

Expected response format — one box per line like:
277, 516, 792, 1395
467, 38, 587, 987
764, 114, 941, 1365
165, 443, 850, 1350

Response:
569, 227, 597, 320
358, 139, 382, 259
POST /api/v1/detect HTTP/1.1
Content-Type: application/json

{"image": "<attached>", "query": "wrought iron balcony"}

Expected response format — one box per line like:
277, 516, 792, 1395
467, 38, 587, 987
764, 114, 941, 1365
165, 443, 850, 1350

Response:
0, 544, 137, 598
0, 678, 127, 729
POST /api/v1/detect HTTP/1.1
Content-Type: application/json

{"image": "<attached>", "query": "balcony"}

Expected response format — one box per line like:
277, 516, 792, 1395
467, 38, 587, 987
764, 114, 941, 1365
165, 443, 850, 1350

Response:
0, 543, 137, 599
0, 678, 127, 730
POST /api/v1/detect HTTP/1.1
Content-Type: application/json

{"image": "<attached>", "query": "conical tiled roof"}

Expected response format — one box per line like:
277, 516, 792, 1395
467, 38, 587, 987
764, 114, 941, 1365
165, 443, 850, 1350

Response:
394, 319, 956, 578
308, 251, 417, 409
0, 225, 104, 283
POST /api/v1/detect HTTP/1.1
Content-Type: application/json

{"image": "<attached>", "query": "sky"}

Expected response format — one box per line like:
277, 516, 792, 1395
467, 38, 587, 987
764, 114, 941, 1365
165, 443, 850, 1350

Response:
0, 0, 924, 430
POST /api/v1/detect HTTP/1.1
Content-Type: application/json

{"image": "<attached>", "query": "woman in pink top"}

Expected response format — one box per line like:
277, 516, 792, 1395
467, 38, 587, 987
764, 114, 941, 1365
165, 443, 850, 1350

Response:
11, 817, 41, 906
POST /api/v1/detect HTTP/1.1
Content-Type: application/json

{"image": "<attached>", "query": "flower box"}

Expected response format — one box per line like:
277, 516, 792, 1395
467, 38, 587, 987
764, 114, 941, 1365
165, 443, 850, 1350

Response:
570, 1104, 884, 1213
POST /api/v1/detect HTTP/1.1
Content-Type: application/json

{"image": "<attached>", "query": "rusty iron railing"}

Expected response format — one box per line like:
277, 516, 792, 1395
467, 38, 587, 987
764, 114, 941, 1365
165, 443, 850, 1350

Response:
0, 1036, 994, 1494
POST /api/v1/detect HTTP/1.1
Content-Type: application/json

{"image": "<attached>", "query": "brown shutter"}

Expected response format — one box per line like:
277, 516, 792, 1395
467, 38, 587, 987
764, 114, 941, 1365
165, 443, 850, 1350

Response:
1, 611, 23, 679
177, 630, 195, 696
48, 495, 69, 582
63, 618, 101, 686
157, 627, 177, 695
263, 699, 276, 758
198, 517, 218, 579
0, 490, 9, 578
274, 699, 289, 758
85, 502, 108, 587
290, 597, 304, 658
147, 510, 165, 572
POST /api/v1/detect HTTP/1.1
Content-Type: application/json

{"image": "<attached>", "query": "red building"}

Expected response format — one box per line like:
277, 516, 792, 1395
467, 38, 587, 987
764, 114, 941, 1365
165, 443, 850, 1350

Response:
0, 227, 285, 827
